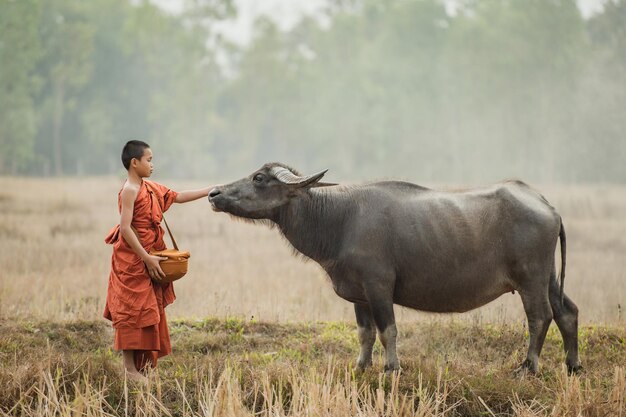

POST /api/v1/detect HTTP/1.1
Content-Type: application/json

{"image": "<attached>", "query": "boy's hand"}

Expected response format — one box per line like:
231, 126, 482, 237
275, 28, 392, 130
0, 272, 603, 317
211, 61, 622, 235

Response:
144, 255, 168, 281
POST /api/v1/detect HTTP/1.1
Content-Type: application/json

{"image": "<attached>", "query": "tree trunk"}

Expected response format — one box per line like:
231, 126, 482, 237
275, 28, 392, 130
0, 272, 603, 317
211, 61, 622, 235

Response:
52, 78, 65, 176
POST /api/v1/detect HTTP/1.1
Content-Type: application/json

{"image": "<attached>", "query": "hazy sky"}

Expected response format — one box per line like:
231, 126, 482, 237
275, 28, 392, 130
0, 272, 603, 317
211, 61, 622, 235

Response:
152, 0, 326, 45
152, 0, 608, 46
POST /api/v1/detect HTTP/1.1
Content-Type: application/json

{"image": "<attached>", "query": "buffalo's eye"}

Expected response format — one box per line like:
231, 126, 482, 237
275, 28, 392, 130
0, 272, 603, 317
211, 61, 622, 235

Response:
253, 174, 264, 183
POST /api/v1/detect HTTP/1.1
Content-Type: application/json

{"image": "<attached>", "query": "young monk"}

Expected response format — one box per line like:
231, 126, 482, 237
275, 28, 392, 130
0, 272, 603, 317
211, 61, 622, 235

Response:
104, 140, 211, 382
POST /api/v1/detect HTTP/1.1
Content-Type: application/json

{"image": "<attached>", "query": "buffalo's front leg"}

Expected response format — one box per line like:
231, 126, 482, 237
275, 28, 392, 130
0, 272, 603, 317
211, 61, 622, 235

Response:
354, 303, 376, 370
367, 292, 400, 372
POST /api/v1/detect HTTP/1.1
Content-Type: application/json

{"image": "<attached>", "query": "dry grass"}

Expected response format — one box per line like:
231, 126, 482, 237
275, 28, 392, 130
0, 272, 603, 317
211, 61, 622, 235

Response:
0, 318, 624, 416
0, 177, 624, 323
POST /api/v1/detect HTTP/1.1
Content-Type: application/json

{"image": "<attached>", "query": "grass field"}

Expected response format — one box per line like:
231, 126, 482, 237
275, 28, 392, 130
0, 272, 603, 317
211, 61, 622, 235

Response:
1, 318, 624, 416
0, 177, 625, 415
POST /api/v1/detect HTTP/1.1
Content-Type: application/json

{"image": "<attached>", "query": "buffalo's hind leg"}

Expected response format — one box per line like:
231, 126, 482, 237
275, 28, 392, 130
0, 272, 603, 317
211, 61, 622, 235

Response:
354, 303, 376, 370
518, 285, 553, 374
549, 273, 582, 374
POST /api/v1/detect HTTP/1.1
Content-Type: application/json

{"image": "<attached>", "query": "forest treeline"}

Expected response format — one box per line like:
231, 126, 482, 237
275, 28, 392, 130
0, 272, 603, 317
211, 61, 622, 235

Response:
1, 0, 625, 183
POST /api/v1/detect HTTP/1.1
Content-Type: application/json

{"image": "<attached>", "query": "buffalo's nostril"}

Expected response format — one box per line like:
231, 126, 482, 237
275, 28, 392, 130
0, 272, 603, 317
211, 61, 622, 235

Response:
209, 188, 221, 199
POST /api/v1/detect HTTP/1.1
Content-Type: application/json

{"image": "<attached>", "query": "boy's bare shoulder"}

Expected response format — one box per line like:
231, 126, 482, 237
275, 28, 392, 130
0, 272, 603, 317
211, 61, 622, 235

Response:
120, 181, 140, 200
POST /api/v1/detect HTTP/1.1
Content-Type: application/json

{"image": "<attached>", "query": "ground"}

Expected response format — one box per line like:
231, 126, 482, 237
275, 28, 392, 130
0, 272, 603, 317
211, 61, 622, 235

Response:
0, 318, 624, 416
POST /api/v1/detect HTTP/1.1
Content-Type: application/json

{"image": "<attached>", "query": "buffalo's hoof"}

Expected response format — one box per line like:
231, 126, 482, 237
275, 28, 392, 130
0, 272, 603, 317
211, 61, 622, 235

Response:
514, 360, 537, 377
354, 360, 372, 373
567, 364, 583, 375
383, 364, 401, 375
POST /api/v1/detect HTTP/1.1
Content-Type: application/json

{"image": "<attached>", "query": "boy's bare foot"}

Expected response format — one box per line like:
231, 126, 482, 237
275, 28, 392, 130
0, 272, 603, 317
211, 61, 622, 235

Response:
124, 368, 148, 383
122, 350, 148, 383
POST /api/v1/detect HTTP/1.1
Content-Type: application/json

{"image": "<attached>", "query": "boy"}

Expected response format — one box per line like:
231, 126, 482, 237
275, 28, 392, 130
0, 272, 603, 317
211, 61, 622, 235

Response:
104, 140, 211, 382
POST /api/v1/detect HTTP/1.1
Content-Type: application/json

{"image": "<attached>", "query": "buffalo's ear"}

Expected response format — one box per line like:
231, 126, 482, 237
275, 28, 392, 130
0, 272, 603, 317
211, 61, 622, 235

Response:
311, 181, 337, 188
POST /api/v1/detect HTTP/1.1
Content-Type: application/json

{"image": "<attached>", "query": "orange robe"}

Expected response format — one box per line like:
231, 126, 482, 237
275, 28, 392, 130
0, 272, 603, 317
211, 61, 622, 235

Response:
103, 180, 178, 371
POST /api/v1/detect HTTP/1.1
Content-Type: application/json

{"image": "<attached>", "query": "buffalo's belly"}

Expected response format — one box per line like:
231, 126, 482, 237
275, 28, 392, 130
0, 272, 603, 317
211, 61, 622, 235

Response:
392, 270, 514, 313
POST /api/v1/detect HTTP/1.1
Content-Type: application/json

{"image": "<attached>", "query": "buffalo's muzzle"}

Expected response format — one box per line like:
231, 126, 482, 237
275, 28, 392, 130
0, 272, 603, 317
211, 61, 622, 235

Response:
208, 188, 223, 211
209, 188, 221, 199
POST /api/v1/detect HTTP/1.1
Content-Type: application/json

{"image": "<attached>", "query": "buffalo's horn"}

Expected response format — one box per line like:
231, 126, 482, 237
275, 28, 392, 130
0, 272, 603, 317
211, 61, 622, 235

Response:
270, 167, 328, 188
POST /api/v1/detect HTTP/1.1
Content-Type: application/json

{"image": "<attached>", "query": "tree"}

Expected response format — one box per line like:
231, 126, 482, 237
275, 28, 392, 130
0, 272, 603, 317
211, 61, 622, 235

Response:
37, 0, 94, 175
0, 0, 41, 174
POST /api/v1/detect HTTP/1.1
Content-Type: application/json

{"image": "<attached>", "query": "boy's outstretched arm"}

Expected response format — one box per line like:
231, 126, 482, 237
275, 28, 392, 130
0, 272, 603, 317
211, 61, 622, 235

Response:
174, 187, 213, 204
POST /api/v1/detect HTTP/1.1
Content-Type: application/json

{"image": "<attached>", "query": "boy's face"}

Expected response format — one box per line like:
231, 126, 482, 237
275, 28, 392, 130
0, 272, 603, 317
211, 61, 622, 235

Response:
132, 148, 153, 178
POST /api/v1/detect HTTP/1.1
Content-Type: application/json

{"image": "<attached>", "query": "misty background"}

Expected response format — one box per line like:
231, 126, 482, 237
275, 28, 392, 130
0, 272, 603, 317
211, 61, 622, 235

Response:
1, 0, 625, 184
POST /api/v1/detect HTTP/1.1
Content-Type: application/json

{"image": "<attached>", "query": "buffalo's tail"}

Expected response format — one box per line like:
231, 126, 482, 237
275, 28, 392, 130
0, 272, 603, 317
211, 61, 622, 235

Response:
559, 220, 567, 307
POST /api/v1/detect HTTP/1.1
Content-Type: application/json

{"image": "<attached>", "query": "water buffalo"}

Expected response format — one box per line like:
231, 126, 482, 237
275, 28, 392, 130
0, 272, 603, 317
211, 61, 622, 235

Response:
208, 163, 581, 374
